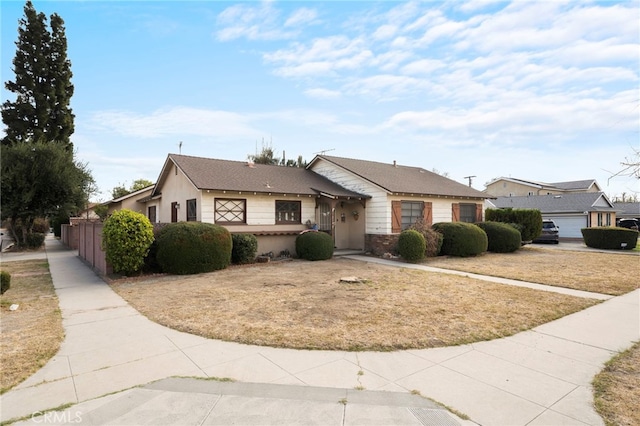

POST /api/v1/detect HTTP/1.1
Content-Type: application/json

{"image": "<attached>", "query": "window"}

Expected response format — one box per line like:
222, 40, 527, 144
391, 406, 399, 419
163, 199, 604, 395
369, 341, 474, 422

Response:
215, 199, 246, 223
276, 200, 301, 224
186, 199, 197, 221
401, 201, 423, 230
459, 203, 477, 223
317, 202, 331, 231
148, 206, 156, 223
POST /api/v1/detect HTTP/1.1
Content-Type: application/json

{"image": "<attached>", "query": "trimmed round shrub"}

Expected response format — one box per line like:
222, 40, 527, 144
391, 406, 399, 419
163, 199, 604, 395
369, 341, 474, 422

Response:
408, 218, 443, 257
475, 221, 521, 253
432, 222, 488, 257
398, 229, 426, 262
25, 232, 45, 249
581, 227, 638, 250
1, 271, 11, 295
295, 231, 334, 261
231, 233, 258, 264
485, 208, 542, 242
102, 209, 154, 275
156, 222, 232, 274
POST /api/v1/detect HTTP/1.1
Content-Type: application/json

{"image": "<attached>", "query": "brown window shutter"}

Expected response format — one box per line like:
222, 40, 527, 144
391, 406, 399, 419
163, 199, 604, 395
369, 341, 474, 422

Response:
424, 202, 433, 226
452, 203, 460, 222
392, 200, 402, 233
475, 204, 483, 222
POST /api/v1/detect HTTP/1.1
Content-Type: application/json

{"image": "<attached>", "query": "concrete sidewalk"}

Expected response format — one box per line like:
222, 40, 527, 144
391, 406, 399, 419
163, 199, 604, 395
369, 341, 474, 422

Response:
1, 238, 638, 425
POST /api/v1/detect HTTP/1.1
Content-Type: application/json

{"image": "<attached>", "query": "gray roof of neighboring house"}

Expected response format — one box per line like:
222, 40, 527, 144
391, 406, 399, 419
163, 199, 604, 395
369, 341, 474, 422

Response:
491, 192, 616, 213
614, 202, 640, 216
486, 177, 598, 192
549, 179, 598, 191
156, 154, 369, 199
310, 155, 489, 199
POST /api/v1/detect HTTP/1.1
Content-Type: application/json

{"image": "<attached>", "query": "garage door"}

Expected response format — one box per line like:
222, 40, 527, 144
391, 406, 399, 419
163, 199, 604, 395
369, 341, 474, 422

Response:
544, 215, 587, 238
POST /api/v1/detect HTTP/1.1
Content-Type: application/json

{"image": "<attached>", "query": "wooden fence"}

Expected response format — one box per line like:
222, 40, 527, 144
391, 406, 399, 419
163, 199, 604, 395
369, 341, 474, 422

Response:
61, 222, 111, 275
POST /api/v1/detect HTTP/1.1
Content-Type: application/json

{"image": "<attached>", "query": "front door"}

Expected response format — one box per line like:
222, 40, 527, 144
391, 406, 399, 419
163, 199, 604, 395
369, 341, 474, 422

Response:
171, 202, 178, 222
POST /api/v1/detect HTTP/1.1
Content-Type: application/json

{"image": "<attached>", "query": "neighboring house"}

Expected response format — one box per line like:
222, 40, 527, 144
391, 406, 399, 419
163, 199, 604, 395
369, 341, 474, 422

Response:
143, 154, 490, 255
105, 185, 155, 217
489, 192, 617, 238
614, 202, 640, 222
485, 177, 601, 197
70, 203, 101, 225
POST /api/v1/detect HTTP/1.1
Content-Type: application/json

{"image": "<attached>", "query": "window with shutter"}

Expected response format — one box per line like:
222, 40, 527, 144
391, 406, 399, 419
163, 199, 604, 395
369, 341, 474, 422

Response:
452, 203, 460, 222
391, 201, 402, 233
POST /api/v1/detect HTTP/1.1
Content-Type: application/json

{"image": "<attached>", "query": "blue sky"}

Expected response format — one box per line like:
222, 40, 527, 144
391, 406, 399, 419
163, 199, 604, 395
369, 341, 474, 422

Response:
2, 0, 639, 201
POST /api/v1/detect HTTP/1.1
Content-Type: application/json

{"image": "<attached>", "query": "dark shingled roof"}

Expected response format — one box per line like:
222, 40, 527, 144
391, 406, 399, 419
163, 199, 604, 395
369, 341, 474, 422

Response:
311, 155, 489, 199
549, 179, 598, 191
164, 154, 369, 199
491, 192, 616, 213
615, 202, 640, 216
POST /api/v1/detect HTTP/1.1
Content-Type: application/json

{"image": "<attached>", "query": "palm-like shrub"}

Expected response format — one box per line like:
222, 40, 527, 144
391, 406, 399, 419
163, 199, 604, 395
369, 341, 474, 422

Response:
409, 218, 443, 257
102, 209, 154, 275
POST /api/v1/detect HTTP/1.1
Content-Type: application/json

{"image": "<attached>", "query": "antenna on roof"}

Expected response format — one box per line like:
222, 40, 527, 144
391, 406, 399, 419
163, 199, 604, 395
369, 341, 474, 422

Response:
464, 175, 476, 187
313, 148, 335, 156
178, 141, 183, 154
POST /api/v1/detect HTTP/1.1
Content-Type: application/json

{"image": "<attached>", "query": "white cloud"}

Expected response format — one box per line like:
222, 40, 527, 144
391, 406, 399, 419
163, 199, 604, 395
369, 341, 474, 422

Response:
89, 107, 258, 139
401, 58, 446, 75
215, 2, 301, 41
304, 88, 342, 100
265, 36, 373, 77
284, 7, 318, 27
372, 24, 398, 40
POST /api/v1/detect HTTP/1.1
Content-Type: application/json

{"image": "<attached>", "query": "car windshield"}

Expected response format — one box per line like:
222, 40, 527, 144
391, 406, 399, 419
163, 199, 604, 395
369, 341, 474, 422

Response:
542, 222, 555, 229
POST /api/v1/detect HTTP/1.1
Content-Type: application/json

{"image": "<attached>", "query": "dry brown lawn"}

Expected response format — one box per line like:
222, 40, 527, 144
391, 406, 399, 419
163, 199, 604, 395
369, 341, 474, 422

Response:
111, 257, 599, 351
593, 341, 640, 426
426, 246, 639, 295
0, 260, 63, 393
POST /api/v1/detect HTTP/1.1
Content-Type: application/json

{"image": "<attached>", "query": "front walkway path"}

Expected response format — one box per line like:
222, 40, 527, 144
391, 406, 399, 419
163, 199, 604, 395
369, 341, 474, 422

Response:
1, 238, 638, 425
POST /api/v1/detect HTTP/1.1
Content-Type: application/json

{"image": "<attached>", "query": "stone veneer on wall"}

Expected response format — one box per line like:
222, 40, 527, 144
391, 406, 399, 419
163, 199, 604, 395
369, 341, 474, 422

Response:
365, 234, 400, 256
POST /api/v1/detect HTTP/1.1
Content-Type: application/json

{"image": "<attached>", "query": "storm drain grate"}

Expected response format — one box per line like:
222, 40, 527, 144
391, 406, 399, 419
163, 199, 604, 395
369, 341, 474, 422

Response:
408, 407, 461, 426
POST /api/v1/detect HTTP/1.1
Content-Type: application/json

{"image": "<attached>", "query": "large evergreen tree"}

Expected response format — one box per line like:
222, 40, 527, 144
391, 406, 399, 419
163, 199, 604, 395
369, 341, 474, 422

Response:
2, 1, 74, 149
1, 1, 90, 247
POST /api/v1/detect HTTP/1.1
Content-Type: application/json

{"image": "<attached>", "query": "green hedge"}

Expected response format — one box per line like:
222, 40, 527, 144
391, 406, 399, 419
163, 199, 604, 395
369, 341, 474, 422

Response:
295, 231, 333, 261
156, 222, 232, 274
231, 233, 258, 264
398, 229, 426, 262
102, 210, 154, 275
581, 227, 638, 250
25, 232, 45, 249
475, 222, 521, 253
485, 208, 542, 242
0, 271, 10, 295
432, 222, 488, 257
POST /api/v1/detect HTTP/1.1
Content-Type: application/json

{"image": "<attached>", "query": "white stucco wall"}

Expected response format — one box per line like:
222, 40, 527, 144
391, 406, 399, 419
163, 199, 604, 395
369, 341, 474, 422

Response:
157, 163, 200, 223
